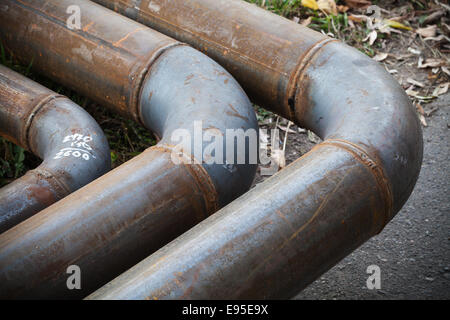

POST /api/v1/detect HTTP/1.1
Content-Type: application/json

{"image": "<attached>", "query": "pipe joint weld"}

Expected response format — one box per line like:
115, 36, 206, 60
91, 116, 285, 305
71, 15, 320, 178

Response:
320, 138, 394, 233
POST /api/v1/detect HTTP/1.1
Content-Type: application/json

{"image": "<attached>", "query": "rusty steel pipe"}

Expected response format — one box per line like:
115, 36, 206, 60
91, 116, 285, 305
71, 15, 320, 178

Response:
0, 64, 110, 233
0, 0, 257, 298
86, 0, 424, 299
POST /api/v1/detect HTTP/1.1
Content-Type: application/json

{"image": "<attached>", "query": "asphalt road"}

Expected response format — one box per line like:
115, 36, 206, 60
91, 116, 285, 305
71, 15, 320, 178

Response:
295, 93, 449, 300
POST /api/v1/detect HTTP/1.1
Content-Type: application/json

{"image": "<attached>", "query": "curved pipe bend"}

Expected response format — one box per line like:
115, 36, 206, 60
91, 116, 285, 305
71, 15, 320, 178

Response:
294, 40, 423, 224
87, 0, 423, 299
0, 65, 111, 233
0, 0, 257, 299
140, 45, 258, 207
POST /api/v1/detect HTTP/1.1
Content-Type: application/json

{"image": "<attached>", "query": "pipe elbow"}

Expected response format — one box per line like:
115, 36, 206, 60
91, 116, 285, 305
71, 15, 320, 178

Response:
28, 97, 111, 195
139, 45, 259, 207
28, 97, 111, 192
293, 40, 423, 226
0, 65, 110, 231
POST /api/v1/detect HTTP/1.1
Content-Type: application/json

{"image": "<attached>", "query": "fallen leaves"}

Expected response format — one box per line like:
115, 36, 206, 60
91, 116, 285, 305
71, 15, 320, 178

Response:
407, 78, 425, 88
343, 0, 371, 10
418, 57, 448, 69
300, 16, 312, 26
384, 19, 412, 31
373, 52, 388, 62
416, 25, 437, 38
301, 0, 319, 11
406, 77, 448, 128
418, 113, 428, 127
422, 10, 446, 25
432, 82, 449, 97
317, 0, 337, 15
415, 102, 428, 127
363, 30, 377, 45
301, 0, 338, 15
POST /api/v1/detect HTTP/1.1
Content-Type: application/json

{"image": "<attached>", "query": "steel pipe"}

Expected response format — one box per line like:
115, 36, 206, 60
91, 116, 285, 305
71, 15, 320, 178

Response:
0, 64, 110, 233
0, 0, 257, 298
86, 0, 424, 299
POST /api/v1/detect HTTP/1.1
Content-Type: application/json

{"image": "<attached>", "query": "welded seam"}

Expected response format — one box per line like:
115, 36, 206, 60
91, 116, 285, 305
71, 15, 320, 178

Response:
319, 139, 393, 234
286, 38, 338, 122
23, 94, 65, 153
151, 144, 219, 215
132, 42, 188, 125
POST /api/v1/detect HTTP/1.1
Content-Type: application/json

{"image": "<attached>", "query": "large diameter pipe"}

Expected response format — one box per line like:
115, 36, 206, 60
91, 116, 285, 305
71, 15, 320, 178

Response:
87, 0, 424, 299
0, 64, 110, 233
0, 0, 257, 298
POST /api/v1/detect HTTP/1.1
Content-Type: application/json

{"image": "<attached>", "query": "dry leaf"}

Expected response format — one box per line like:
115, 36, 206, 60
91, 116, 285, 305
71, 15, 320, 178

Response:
373, 52, 388, 62
391, 53, 414, 60
424, 35, 450, 42
432, 82, 449, 97
416, 25, 437, 38
301, 17, 312, 27
406, 87, 419, 97
442, 66, 450, 76
415, 103, 425, 116
407, 47, 421, 55
317, 0, 337, 15
302, 0, 319, 10
292, 16, 300, 24
418, 58, 446, 69
337, 5, 349, 13
423, 10, 445, 25
442, 23, 450, 35
277, 124, 296, 133
348, 19, 355, 28
363, 30, 377, 45
343, 0, 371, 9
385, 20, 412, 31
407, 78, 425, 88
419, 114, 427, 127
348, 15, 363, 23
